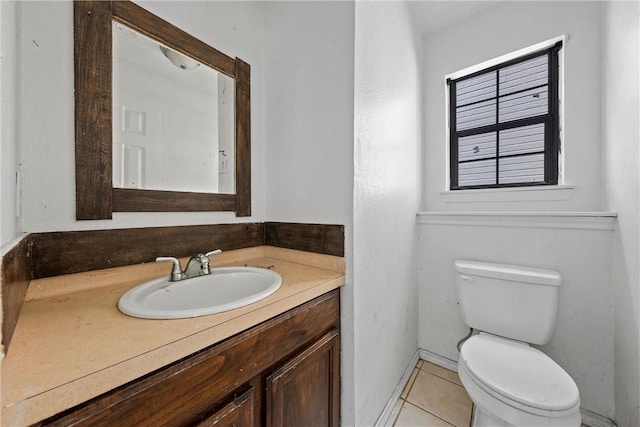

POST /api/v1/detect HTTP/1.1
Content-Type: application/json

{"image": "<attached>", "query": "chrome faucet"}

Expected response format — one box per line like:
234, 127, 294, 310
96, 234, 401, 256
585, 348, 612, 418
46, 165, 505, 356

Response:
156, 249, 222, 281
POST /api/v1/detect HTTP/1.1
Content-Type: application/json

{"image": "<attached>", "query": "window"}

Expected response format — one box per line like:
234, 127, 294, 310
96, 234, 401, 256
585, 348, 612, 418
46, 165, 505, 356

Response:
448, 41, 563, 190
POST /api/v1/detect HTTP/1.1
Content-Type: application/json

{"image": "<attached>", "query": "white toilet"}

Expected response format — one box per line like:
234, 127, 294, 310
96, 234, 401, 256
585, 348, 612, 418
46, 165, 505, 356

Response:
454, 260, 581, 427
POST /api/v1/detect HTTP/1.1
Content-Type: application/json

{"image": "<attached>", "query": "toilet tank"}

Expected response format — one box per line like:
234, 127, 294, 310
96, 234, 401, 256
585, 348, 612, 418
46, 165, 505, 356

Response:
454, 260, 562, 345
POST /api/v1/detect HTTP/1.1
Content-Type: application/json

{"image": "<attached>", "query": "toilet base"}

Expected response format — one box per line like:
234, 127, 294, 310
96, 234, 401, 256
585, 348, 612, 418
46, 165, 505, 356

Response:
471, 403, 582, 427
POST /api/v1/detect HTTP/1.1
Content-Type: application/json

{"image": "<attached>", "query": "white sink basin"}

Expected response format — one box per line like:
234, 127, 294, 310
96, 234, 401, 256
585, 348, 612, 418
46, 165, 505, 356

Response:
118, 266, 282, 319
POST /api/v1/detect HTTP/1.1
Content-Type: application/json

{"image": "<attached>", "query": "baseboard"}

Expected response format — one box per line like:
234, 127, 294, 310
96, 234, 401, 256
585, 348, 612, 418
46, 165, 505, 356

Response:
374, 350, 420, 427
419, 348, 459, 372
580, 408, 617, 427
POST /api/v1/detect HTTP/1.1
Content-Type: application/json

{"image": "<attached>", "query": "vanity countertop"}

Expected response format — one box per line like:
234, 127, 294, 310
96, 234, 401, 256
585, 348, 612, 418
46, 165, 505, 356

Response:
1, 246, 345, 426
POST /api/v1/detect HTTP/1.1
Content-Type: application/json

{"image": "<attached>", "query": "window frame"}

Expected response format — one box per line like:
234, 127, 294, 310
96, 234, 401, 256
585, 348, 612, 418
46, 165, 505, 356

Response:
447, 41, 563, 191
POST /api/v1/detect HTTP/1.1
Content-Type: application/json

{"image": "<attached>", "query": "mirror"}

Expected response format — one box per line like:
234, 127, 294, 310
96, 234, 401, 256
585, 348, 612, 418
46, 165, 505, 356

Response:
112, 22, 236, 194
74, 1, 251, 219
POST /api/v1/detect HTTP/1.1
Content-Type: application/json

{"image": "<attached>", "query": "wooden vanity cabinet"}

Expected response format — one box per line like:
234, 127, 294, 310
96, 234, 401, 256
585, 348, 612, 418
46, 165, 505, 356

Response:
38, 290, 340, 427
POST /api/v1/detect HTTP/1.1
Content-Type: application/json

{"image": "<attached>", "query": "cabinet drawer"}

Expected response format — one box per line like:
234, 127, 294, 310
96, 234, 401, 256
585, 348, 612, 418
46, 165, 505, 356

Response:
194, 387, 254, 427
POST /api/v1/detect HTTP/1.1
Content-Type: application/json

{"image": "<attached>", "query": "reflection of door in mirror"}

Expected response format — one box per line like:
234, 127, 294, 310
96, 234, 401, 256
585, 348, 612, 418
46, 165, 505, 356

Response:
112, 21, 235, 195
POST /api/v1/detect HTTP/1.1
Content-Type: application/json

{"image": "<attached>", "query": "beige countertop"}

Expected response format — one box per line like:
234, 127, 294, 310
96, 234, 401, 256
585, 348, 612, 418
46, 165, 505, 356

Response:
1, 246, 345, 426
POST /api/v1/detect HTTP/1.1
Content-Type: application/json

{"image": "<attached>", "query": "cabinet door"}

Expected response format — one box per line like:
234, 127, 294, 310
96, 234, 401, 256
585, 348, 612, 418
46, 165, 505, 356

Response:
266, 330, 340, 427
194, 388, 254, 427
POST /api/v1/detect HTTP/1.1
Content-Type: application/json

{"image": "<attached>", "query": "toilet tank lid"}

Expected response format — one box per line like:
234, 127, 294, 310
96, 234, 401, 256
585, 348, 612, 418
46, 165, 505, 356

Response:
455, 260, 561, 286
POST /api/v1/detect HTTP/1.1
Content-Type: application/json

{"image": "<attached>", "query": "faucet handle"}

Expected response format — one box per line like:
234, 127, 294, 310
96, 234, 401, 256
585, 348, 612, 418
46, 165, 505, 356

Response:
156, 256, 183, 281
199, 249, 222, 275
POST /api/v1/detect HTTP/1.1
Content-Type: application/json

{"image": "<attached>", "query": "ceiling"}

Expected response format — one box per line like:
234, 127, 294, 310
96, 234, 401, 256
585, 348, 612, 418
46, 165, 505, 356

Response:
405, 1, 501, 36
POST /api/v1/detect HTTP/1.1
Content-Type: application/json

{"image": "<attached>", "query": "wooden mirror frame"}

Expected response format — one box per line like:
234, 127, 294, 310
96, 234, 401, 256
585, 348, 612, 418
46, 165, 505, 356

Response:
74, 1, 251, 219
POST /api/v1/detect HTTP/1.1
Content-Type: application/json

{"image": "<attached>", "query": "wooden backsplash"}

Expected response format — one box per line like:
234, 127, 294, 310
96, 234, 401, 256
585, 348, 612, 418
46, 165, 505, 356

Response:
1, 238, 33, 354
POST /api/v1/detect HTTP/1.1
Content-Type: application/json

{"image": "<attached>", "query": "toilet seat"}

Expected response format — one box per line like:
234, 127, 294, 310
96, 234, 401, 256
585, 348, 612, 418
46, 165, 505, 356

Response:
460, 334, 580, 418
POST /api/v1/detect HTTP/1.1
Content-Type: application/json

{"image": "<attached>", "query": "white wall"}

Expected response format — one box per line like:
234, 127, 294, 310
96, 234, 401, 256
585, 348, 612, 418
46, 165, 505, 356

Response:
17, 0, 266, 233
602, 2, 640, 426
354, 2, 421, 425
262, 2, 356, 423
422, 1, 603, 212
1, 1, 18, 248
418, 217, 615, 418
263, 2, 354, 226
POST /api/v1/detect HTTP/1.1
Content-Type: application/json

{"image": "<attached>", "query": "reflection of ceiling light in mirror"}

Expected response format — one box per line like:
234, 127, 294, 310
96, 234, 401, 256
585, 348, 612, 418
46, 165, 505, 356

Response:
159, 46, 200, 70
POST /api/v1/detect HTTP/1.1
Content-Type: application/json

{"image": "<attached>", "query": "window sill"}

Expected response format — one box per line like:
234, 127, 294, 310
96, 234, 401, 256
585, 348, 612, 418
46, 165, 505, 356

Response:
440, 185, 575, 203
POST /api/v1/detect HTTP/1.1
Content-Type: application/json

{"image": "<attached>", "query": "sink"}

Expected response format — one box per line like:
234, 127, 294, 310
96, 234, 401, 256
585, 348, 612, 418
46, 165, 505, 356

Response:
118, 266, 282, 319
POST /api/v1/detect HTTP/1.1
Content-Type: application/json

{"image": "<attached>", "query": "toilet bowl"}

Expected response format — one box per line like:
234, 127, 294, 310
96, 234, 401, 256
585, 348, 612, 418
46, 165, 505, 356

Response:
458, 334, 581, 427
453, 260, 582, 427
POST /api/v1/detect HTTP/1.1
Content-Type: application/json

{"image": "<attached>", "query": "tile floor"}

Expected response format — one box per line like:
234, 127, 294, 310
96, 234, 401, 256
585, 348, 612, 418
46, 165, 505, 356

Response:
391, 359, 474, 427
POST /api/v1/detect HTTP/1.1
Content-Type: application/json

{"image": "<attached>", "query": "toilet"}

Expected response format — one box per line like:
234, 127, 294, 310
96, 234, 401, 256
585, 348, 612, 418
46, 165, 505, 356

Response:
454, 260, 582, 427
